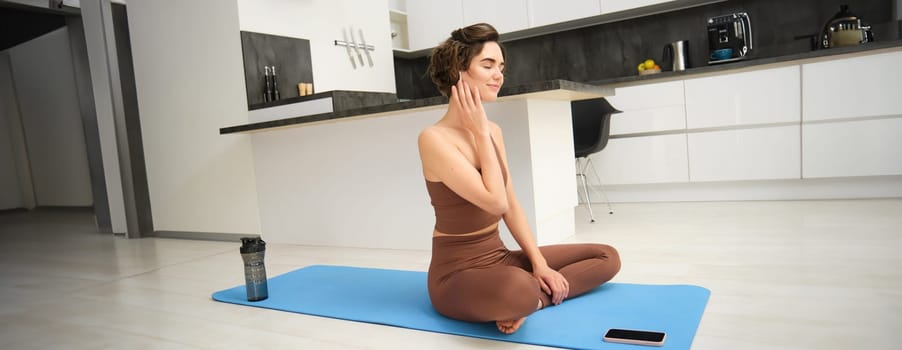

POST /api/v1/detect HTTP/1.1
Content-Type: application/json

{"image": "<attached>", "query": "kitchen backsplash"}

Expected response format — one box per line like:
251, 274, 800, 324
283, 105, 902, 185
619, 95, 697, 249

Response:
240, 31, 314, 107
394, 0, 898, 100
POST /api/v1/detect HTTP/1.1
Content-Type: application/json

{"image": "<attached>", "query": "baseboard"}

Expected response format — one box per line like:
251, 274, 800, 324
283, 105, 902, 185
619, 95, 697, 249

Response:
0, 207, 29, 215
35, 206, 94, 211
1, 206, 93, 213
152, 231, 257, 242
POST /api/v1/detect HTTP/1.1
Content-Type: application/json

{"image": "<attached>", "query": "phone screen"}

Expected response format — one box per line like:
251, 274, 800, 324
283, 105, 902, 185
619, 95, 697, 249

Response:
604, 328, 666, 342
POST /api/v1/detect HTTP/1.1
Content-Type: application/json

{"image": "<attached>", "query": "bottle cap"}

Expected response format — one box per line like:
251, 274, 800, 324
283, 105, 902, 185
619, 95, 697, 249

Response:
240, 237, 266, 253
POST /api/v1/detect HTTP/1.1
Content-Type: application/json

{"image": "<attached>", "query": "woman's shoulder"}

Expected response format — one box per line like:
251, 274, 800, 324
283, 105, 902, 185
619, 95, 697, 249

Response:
418, 125, 444, 142
419, 123, 503, 147
418, 125, 452, 152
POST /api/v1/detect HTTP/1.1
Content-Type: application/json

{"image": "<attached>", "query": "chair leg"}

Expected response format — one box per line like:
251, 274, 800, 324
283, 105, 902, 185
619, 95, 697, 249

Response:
585, 157, 614, 215
576, 158, 596, 222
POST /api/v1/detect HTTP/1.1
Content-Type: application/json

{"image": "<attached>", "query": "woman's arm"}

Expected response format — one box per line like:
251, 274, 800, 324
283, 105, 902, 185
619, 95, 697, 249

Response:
492, 126, 571, 305
418, 79, 508, 215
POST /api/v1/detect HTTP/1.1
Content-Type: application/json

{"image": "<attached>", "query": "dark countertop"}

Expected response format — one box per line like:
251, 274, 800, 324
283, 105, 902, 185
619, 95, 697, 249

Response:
248, 90, 397, 111
222, 39, 902, 135
220, 80, 610, 134
587, 39, 902, 87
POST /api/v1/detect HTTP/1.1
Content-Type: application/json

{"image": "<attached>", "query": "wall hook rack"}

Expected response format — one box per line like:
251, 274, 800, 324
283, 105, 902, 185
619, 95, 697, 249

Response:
336, 27, 374, 68
334, 39, 374, 53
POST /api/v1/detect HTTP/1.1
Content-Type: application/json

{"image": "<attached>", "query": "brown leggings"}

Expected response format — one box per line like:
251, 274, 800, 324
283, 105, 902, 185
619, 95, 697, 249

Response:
427, 229, 621, 322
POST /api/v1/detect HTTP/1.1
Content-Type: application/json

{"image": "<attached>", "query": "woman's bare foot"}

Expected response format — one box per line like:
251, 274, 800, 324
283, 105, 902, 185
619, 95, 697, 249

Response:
496, 317, 526, 334
496, 299, 542, 334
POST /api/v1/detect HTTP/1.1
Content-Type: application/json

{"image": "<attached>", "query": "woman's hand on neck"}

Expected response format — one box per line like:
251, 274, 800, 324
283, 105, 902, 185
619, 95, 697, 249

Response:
447, 72, 491, 138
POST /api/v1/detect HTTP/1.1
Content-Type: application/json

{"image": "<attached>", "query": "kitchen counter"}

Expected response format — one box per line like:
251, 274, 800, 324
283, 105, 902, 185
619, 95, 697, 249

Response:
588, 39, 902, 87
248, 90, 397, 112
223, 39, 902, 135
220, 79, 610, 134
237, 79, 613, 249
582, 42, 902, 204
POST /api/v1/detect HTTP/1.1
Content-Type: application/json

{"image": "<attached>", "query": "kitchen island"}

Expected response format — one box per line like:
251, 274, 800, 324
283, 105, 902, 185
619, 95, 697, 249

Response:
221, 80, 612, 250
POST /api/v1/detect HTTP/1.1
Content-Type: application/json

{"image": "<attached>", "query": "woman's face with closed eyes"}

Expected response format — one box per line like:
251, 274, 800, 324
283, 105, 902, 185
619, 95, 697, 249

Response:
461, 41, 505, 102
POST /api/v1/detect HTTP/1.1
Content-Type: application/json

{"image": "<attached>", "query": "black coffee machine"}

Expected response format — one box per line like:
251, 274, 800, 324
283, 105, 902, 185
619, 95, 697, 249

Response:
707, 12, 753, 64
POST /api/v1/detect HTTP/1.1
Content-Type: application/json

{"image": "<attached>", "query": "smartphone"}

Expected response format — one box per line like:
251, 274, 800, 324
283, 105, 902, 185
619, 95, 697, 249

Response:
603, 328, 666, 347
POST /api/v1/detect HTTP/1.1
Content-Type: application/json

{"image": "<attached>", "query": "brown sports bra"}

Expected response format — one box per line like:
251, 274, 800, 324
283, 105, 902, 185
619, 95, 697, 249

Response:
424, 139, 509, 234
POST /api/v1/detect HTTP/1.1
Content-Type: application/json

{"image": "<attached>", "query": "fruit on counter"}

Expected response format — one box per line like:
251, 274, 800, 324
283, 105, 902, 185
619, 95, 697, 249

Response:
637, 58, 662, 75
637, 59, 661, 74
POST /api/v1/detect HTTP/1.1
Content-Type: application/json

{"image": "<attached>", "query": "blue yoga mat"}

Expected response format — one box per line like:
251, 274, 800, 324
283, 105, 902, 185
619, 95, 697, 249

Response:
212, 265, 710, 349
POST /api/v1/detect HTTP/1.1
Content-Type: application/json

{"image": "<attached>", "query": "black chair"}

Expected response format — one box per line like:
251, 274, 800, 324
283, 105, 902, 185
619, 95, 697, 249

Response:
571, 98, 622, 222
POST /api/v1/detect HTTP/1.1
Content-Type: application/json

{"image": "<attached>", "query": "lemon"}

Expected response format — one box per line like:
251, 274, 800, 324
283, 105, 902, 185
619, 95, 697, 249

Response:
644, 59, 656, 70
637, 63, 646, 72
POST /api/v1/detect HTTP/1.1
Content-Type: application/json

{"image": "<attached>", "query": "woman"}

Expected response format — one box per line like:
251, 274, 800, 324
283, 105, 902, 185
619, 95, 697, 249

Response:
418, 23, 621, 334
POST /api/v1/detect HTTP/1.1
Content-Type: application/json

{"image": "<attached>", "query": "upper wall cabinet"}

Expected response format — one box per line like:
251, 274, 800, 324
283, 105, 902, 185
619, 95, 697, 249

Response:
802, 51, 902, 122
601, 0, 676, 14
528, 0, 601, 28
407, 0, 530, 51
405, 0, 692, 52
462, 0, 529, 34
684, 66, 800, 129
407, 0, 463, 51
528, 0, 678, 28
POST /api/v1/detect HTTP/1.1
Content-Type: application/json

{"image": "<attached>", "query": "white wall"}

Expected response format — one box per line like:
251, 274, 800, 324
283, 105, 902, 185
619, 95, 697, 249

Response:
389, 0, 406, 12
8, 27, 93, 207
0, 54, 25, 210
126, 0, 261, 234
237, 0, 396, 94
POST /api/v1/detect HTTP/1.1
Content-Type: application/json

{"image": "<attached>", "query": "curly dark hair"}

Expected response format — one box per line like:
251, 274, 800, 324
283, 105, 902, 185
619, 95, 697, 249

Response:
428, 23, 506, 96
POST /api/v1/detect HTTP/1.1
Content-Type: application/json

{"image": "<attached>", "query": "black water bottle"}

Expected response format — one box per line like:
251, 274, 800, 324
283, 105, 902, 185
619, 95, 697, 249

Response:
240, 237, 268, 301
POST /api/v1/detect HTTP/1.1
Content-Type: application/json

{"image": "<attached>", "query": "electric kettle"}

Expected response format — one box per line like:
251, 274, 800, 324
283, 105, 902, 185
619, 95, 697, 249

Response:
662, 40, 689, 71
819, 4, 874, 49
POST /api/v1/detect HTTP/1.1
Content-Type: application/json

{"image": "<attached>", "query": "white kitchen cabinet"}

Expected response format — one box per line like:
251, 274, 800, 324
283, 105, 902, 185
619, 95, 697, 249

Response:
802, 118, 902, 178
608, 80, 684, 110
528, 0, 601, 28
609, 106, 686, 136
406, 0, 463, 51
389, 10, 409, 50
462, 0, 530, 34
684, 66, 800, 129
688, 126, 801, 182
607, 80, 686, 135
601, 0, 675, 14
802, 51, 902, 122
591, 134, 689, 185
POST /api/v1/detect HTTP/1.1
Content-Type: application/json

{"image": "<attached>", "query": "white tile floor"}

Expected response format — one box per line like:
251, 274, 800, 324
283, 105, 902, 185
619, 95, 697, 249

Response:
1, 200, 900, 349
